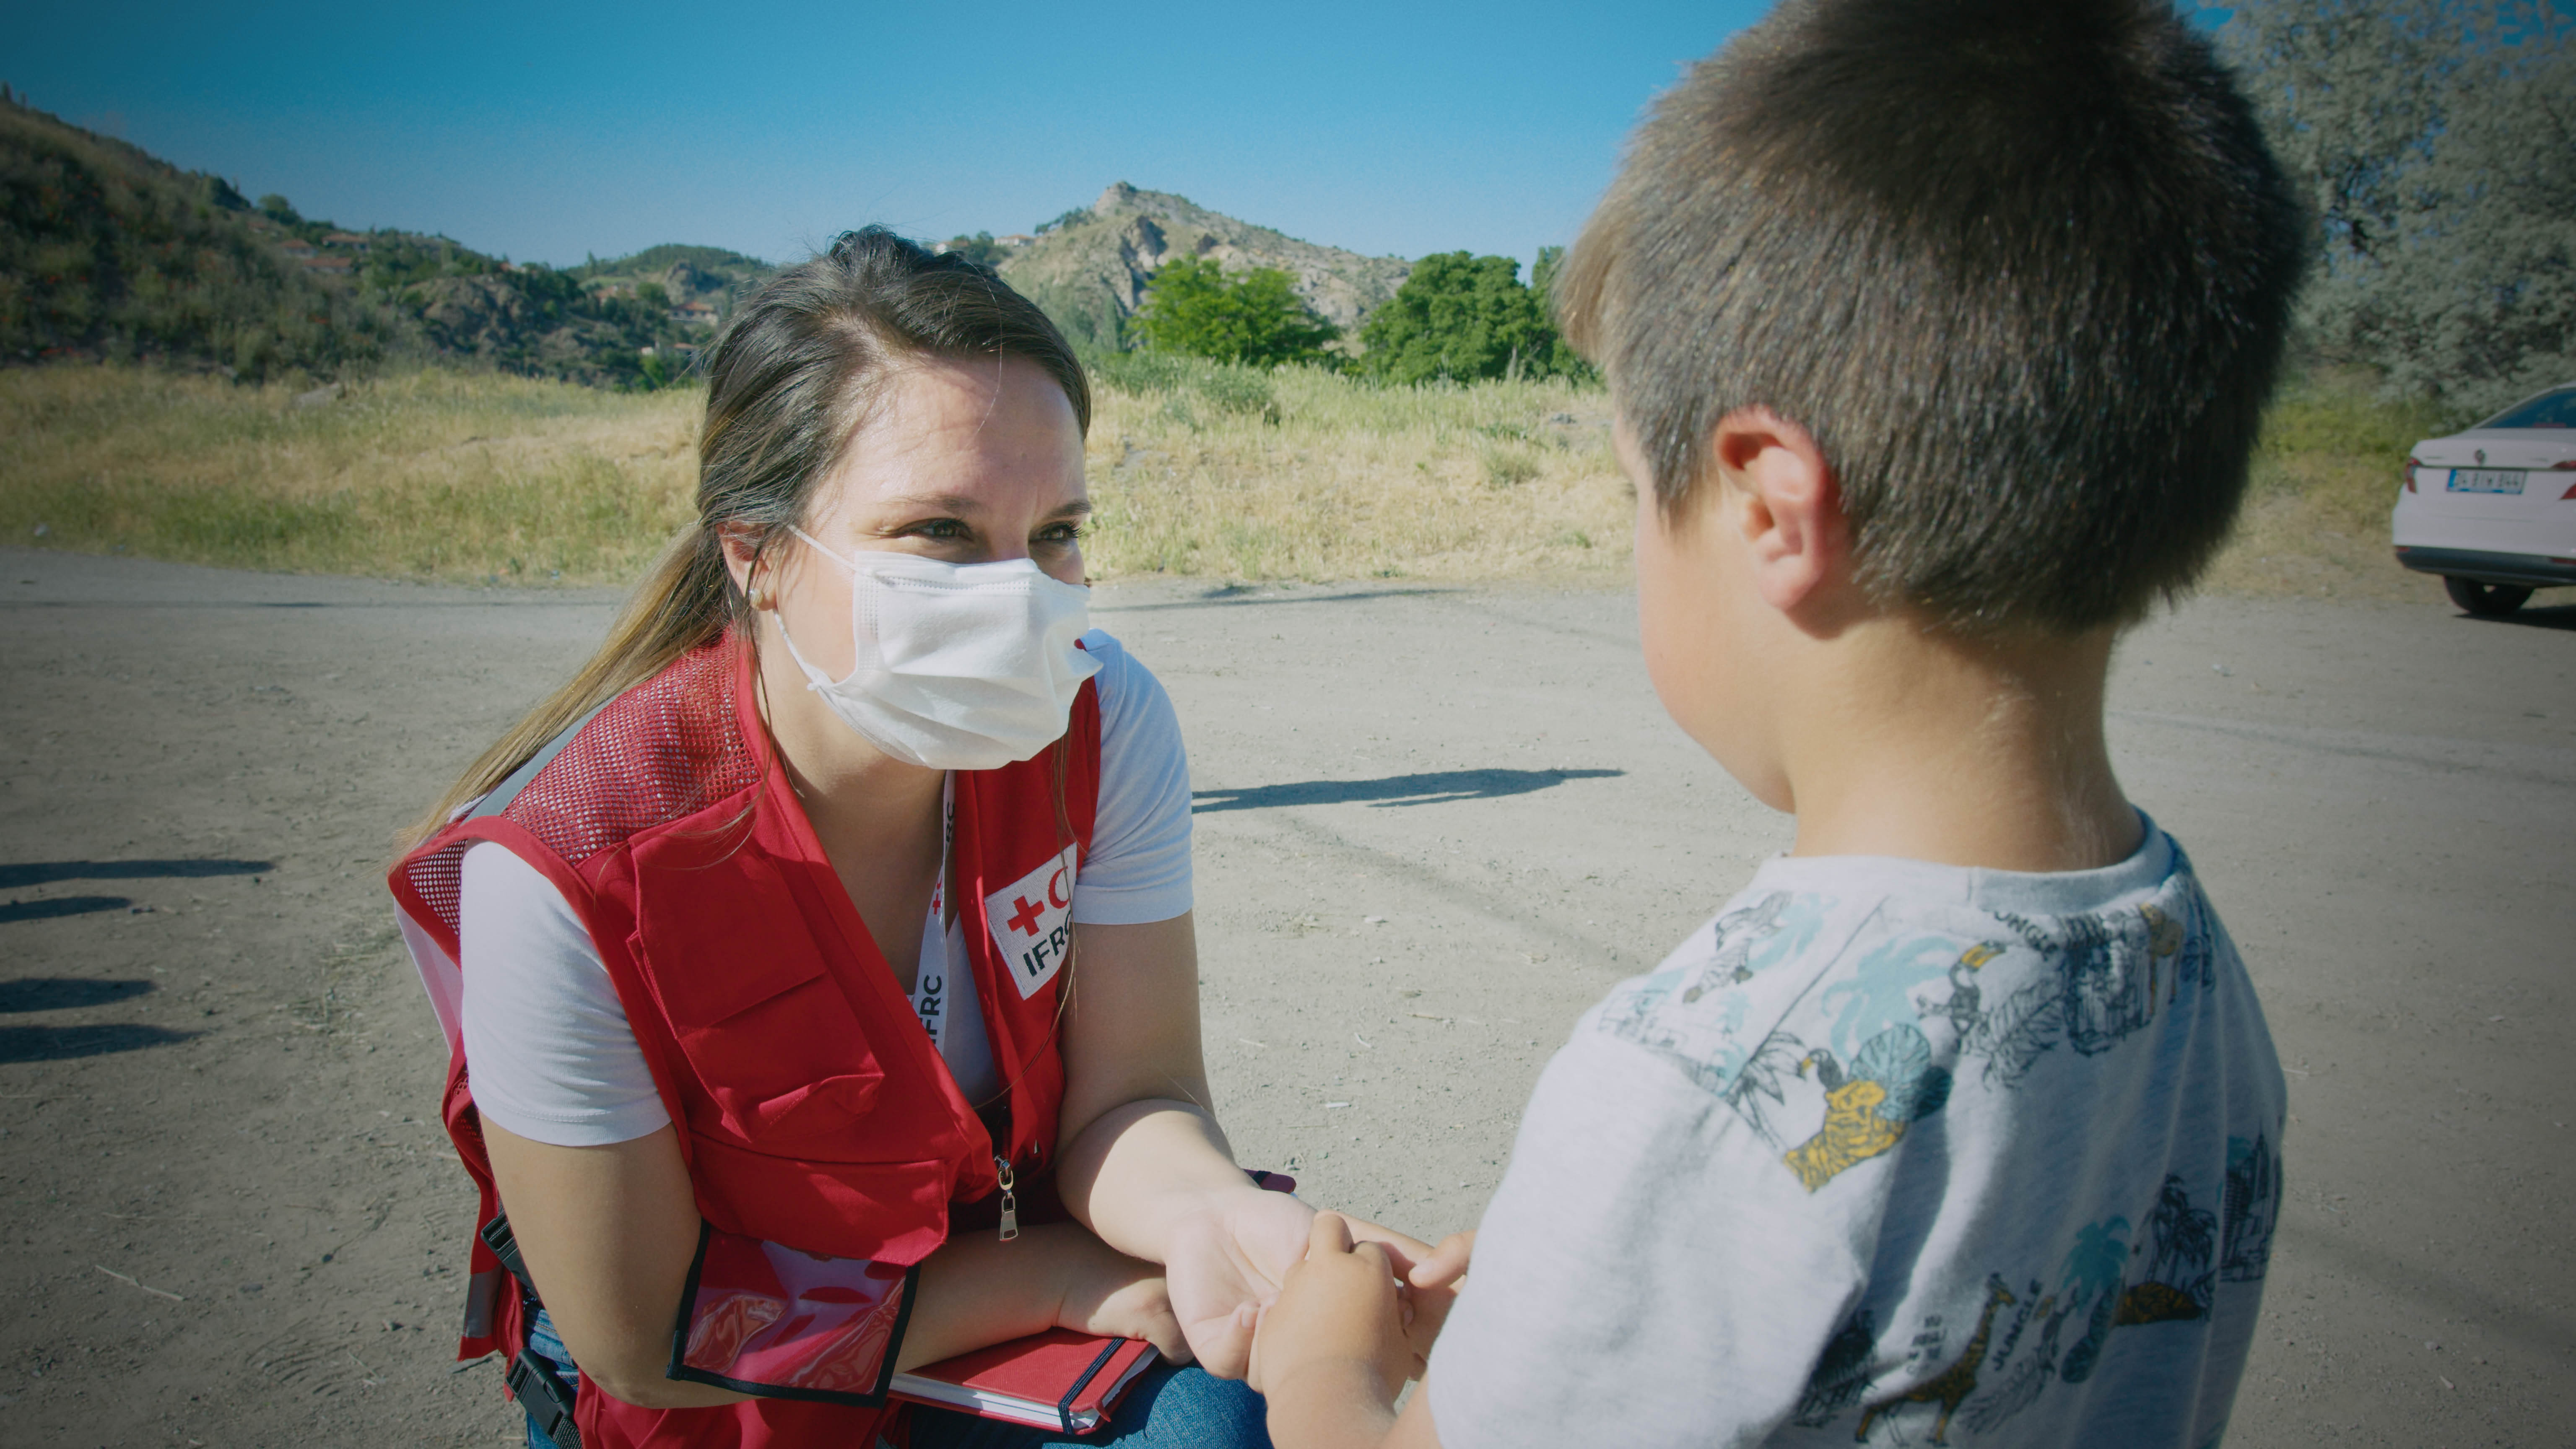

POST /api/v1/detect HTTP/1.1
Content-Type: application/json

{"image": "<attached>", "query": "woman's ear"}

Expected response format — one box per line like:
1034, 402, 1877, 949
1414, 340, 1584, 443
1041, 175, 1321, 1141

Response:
1708, 408, 1852, 623
716, 524, 769, 608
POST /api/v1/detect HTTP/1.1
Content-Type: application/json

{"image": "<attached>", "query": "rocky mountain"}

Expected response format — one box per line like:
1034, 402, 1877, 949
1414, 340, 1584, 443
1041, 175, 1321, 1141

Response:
4, 91, 1411, 383
1000, 182, 1411, 351
572, 244, 771, 314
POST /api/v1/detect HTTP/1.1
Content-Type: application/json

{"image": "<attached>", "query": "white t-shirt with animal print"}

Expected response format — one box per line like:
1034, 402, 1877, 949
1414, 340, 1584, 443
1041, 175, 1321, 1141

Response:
1428, 815, 2286, 1448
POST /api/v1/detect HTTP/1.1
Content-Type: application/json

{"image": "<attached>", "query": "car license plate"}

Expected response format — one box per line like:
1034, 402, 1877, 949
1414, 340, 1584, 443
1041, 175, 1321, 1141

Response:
2447, 468, 2526, 494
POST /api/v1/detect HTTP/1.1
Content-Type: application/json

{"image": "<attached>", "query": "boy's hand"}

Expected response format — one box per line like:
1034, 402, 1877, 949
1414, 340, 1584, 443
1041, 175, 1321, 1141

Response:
1249, 1213, 1413, 1407
1054, 1230, 1193, 1365
1394, 1229, 1474, 1366
1407, 1229, 1474, 1291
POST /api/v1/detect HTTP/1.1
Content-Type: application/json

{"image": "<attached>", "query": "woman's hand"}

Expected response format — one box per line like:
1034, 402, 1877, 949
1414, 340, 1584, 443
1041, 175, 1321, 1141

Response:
1053, 1229, 1192, 1364
1155, 1182, 1321, 1374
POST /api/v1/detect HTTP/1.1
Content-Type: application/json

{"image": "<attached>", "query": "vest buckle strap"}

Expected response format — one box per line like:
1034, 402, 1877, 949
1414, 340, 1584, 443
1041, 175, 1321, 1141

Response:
480, 1212, 539, 1299
507, 1348, 582, 1449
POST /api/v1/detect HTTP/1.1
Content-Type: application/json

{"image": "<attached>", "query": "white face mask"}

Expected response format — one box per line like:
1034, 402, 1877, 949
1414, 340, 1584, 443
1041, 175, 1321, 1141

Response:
772, 528, 1101, 770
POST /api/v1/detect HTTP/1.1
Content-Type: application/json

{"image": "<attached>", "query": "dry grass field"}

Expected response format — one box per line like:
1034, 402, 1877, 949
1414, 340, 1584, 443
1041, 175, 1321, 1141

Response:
0, 360, 2448, 600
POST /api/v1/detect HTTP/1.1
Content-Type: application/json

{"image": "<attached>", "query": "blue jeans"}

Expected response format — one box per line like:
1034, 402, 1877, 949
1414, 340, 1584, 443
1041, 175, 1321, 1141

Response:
519, 1309, 1268, 1449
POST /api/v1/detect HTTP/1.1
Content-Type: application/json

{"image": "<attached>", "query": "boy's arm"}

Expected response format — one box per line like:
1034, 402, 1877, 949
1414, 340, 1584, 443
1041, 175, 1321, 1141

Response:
1253, 1213, 1449, 1449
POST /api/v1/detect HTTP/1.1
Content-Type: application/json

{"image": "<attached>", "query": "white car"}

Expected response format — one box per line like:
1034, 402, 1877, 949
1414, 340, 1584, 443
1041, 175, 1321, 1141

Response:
2393, 383, 2576, 615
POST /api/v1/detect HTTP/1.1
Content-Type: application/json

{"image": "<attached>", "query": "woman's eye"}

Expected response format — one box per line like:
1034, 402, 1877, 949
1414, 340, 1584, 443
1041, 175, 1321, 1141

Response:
1035, 523, 1086, 546
906, 519, 970, 541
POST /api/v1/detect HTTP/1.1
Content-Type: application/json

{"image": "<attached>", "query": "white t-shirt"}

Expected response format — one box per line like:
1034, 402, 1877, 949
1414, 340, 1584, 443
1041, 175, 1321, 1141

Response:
1426, 818, 2286, 1449
457, 630, 1192, 1148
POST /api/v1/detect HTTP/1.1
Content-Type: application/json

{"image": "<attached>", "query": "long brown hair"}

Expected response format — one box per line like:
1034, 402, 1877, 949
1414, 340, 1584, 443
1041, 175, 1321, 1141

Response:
402, 227, 1091, 849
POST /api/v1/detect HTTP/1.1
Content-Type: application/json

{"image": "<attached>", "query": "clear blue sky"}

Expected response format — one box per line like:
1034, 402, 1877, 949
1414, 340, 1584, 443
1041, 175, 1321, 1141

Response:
13, 0, 1797, 271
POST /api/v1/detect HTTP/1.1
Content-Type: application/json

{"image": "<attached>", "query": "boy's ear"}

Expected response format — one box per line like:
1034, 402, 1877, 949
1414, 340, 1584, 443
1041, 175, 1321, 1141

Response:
1709, 407, 1851, 622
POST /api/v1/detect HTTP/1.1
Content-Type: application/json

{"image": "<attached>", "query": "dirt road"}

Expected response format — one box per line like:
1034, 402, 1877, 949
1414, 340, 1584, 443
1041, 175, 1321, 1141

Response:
3, 546, 2568, 1446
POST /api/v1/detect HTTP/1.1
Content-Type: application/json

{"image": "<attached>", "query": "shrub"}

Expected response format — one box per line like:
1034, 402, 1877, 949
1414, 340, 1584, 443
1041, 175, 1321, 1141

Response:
1130, 258, 1339, 368
1354, 252, 1587, 386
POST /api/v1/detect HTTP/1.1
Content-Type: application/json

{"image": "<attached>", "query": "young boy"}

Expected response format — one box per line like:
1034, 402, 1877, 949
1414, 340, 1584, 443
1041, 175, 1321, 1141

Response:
1248, 1, 2307, 1445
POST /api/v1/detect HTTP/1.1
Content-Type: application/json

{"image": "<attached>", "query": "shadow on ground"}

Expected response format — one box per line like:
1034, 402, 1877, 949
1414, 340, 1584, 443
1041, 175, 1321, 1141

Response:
0, 896, 132, 924
1104, 587, 1455, 614
0, 978, 155, 1012
2477, 600, 2576, 633
0, 1025, 196, 1063
1194, 768, 1623, 813
0, 859, 273, 888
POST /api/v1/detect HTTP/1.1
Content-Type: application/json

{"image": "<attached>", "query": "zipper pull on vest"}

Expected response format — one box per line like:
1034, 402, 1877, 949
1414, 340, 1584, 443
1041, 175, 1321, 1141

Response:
994, 1156, 1019, 1241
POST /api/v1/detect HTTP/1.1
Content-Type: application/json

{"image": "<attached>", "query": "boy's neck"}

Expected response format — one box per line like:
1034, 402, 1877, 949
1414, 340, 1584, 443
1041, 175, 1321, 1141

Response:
1780, 619, 2140, 874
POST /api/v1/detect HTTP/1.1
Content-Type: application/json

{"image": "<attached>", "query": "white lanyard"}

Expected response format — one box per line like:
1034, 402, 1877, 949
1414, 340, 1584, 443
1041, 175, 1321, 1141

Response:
908, 776, 955, 1055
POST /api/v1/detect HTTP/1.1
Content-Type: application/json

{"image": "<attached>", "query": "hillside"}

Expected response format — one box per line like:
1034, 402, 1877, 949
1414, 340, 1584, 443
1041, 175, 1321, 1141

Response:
1000, 182, 1411, 352
571, 243, 771, 321
0, 94, 742, 386
0, 91, 395, 377
3, 93, 1405, 381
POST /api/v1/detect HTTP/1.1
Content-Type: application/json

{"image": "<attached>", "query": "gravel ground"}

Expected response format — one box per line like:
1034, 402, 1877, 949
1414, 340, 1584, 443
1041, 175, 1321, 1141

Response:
1, 545, 2568, 1446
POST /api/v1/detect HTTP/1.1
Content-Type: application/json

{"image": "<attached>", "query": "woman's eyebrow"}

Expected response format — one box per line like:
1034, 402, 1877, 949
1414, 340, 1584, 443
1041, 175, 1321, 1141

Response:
875, 494, 1093, 522
879, 491, 989, 514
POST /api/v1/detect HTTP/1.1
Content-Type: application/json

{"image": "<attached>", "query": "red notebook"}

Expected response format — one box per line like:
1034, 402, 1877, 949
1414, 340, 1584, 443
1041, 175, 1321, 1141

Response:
891, 1329, 1160, 1435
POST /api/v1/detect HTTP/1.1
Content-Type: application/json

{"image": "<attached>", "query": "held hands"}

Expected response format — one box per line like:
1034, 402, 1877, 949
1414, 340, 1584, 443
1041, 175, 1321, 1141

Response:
1157, 1185, 1441, 1379
1157, 1183, 1327, 1377
1246, 1213, 1416, 1407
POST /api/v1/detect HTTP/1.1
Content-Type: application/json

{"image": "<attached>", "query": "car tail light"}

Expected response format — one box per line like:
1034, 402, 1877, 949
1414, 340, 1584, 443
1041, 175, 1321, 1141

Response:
2404, 456, 2423, 493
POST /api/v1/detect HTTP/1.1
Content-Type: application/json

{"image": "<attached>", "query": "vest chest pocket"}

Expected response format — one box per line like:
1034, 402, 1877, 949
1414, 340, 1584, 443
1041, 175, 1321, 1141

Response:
665, 964, 891, 1158
634, 842, 916, 1162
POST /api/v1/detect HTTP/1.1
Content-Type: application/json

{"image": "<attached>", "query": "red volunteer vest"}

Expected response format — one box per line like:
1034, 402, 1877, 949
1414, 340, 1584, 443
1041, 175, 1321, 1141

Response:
389, 633, 1101, 1449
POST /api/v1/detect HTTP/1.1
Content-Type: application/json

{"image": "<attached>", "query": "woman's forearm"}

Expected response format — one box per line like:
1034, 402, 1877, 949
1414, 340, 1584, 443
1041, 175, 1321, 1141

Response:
1057, 1096, 1269, 1260
896, 1224, 1083, 1370
484, 1122, 749, 1410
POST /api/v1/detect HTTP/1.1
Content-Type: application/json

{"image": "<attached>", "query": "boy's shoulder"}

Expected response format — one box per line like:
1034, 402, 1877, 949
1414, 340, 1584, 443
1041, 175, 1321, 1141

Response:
1587, 829, 2233, 1169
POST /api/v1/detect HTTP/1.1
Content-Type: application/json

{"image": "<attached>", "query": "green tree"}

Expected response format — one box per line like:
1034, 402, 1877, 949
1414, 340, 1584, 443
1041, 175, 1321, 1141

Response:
1531, 244, 1568, 309
1354, 252, 1583, 385
937, 231, 1008, 268
1130, 257, 1338, 367
2220, 1, 2574, 414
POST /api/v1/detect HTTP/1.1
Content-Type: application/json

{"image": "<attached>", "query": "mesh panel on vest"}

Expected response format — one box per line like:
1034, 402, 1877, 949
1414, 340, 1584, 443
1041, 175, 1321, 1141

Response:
401, 641, 758, 937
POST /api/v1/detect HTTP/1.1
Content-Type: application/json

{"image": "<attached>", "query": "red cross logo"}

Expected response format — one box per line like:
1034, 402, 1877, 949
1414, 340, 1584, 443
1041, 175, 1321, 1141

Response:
1005, 895, 1046, 937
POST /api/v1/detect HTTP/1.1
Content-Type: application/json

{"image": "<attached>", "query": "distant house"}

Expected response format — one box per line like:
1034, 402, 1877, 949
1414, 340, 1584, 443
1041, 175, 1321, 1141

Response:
671, 300, 719, 327
321, 231, 371, 253
300, 254, 353, 275
278, 238, 316, 259
589, 281, 635, 299
998, 234, 1034, 248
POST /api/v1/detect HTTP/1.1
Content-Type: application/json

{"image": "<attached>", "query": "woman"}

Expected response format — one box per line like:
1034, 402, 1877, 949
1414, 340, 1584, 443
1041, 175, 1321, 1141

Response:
391, 229, 1404, 1449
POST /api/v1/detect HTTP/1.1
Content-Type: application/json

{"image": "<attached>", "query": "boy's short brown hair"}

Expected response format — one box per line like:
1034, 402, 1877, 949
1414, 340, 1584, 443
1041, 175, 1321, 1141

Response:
1559, 0, 2306, 633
